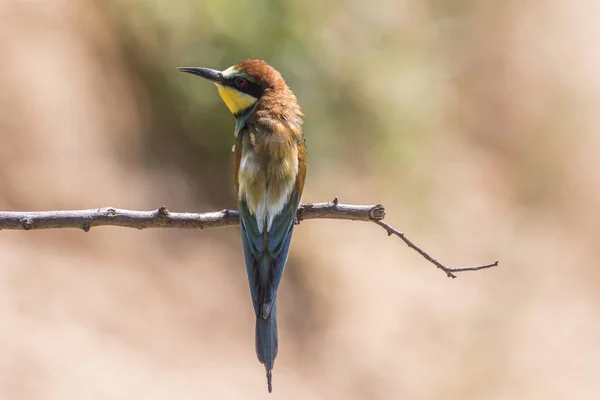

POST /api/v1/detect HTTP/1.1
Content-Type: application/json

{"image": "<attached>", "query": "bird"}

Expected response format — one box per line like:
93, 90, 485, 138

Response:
178, 60, 306, 393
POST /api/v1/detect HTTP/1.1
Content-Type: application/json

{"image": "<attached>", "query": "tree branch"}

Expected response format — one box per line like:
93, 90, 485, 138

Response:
0, 197, 498, 278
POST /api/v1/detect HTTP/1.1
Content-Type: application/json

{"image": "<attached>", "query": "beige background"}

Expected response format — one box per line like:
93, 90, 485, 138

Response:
0, 0, 598, 398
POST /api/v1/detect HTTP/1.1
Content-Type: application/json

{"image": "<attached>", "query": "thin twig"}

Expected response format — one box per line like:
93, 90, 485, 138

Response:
374, 220, 499, 278
0, 197, 498, 277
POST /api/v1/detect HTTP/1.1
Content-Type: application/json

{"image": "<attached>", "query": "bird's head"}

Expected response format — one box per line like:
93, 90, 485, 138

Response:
178, 59, 286, 117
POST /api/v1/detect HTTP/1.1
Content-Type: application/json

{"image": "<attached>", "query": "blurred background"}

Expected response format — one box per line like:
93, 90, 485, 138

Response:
0, 0, 598, 398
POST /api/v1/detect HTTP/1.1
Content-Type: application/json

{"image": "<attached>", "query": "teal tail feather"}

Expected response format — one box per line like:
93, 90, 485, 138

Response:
255, 301, 278, 393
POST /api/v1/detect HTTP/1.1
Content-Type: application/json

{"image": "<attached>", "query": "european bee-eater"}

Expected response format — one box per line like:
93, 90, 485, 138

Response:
178, 60, 306, 392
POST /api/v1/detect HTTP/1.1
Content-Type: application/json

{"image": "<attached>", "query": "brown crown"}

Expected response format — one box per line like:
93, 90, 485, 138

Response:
235, 59, 288, 90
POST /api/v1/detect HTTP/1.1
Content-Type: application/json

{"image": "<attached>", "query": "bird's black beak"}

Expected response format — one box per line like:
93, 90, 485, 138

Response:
177, 67, 224, 84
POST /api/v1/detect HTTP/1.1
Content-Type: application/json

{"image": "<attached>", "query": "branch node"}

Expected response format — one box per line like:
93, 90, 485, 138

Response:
157, 205, 169, 217
22, 218, 33, 230
332, 196, 339, 206
81, 222, 91, 232
295, 206, 304, 224
369, 204, 386, 221
154, 205, 170, 226
106, 208, 116, 217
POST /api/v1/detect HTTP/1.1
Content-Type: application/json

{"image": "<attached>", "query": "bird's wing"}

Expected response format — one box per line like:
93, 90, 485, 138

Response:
239, 198, 263, 316
262, 188, 301, 314
234, 130, 262, 315
236, 122, 306, 319
239, 188, 300, 318
258, 134, 306, 318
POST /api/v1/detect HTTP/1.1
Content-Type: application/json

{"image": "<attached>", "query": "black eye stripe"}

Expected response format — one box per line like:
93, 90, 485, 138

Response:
227, 78, 263, 98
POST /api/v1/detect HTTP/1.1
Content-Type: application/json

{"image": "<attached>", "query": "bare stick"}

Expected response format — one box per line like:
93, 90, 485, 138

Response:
0, 197, 498, 277
374, 220, 499, 278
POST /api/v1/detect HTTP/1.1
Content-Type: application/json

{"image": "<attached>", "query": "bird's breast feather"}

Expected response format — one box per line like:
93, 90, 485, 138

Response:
238, 143, 298, 233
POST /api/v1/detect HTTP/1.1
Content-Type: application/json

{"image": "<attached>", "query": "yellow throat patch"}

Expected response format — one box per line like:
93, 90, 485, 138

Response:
216, 84, 257, 115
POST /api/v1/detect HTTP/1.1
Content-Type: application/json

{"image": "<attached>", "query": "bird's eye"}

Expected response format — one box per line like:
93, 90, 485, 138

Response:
236, 78, 248, 87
